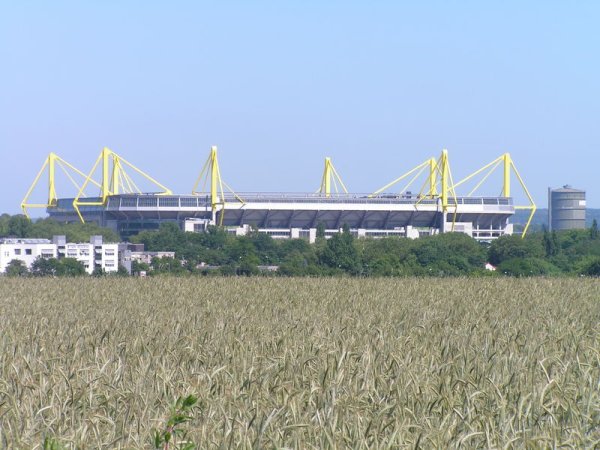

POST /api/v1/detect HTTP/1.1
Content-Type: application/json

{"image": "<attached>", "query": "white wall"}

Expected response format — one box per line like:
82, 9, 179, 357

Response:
99, 244, 119, 273
0, 240, 57, 272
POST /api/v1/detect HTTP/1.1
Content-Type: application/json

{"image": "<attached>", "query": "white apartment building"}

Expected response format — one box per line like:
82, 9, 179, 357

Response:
0, 238, 57, 273
54, 235, 119, 274
0, 235, 119, 274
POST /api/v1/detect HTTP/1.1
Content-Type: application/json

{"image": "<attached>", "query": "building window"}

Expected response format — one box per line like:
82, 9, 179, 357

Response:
14, 249, 21, 255
25, 249, 32, 255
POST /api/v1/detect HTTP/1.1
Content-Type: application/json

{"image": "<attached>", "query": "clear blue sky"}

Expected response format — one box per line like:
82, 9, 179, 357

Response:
1, 1, 599, 215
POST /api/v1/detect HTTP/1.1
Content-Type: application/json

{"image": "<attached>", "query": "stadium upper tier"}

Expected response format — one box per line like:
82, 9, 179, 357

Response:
47, 193, 515, 240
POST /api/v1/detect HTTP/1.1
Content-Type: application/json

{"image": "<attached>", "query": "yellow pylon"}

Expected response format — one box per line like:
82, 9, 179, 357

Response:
317, 157, 348, 197
73, 147, 172, 222
371, 150, 454, 204
192, 146, 243, 225
21, 152, 102, 218
450, 153, 536, 237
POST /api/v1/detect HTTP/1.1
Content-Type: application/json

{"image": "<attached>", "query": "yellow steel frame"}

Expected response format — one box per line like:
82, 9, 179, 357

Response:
371, 149, 459, 230
413, 150, 458, 208
451, 153, 536, 237
192, 146, 244, 225
21, 152, 103, 218
416, 150, 459, 230
370, 156, 442, 199
73, 147, 172, 222
317, 157, 348, 196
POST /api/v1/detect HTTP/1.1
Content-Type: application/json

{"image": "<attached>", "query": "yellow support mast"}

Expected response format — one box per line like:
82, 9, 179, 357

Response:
419, 149, 458, 230
450, 152, 536, 237
429, 157, 438, 197
370, 157, 435, 198
440, 149, 459, 231
440, 149, 449, 211
503, 153, 511, 197
371, 150, 454, 204
73, 147, 172, 223
509, 157, 537, 237
21, 152, 102, 218
192, 146, 243, 225
317, 157, 348, 197
371, 149, 458, 231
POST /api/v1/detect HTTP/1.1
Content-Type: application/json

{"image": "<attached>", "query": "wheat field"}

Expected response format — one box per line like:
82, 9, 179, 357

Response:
0, 278, 598, 449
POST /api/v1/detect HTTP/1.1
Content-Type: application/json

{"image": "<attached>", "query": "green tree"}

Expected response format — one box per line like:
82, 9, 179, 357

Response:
278, 238, 313, 259
497, 257, 559, 277
59, 258, 87, 276
316, 222, 326, 239
225, 237, 260, 275
132, 260, 151, 275
151, 256, 188, 275
319, 226, 360, 274
92, 266, 106, 277
0, 213, 11, 236
131, 222, 186, 254
248, 232, 279, 265
203, 226, 228, 249
115, 265, 130, 276
30, 257, 61, 276
412, 233, 486, 275
359, 237, 416, 276
5, 259, 28, 276
488, 234, 544, 265
277, 239, 318, 275
30, 257, 86, 277
7, 216, 121, 242
8, 215, 32, 237
277, 239, 320, 276
581, 257, 600, 276
542, 230, 560, 257
278, 250, 308, 276
591, 219, 599, 240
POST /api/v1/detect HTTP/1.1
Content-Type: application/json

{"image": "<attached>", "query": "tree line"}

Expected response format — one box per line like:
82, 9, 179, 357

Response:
129, 221, 600, 277
5, 257, 129, 277
2, 214, 600, 277
0, 214, 119, 242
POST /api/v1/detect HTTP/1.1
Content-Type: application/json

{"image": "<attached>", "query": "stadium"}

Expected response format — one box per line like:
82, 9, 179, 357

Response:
22, 147, 536, 241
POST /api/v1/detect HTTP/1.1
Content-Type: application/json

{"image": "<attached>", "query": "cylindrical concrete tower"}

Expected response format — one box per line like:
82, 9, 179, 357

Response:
548, 185, 586, 231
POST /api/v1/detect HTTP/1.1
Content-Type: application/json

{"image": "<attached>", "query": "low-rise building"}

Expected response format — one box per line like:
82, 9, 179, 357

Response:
0, 235, 120, 274
0, 238, 57, 273
130, 251, 176, 265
